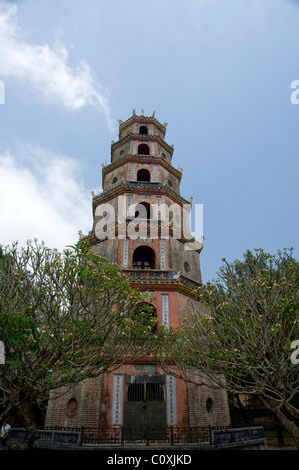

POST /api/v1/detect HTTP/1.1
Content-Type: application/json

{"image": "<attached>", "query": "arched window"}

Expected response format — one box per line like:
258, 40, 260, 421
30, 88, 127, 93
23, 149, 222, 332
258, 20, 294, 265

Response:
184, 261, 190, 273
206, 397, 214, 414
134, 202, 151, 220
139, 125, 148, 135
137, 168, 151, 182
132, 246, 155, 269
131, 302, 157, 335
138, 143, 150, 155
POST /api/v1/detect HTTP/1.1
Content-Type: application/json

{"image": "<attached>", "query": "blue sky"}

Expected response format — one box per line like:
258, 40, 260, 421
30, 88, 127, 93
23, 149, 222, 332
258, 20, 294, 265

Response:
0, 0, 298, 282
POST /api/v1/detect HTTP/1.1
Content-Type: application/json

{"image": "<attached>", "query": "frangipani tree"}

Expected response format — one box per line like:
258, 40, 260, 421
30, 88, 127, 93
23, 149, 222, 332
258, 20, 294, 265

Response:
160, 248, 299, 448
0, 240, 158, 449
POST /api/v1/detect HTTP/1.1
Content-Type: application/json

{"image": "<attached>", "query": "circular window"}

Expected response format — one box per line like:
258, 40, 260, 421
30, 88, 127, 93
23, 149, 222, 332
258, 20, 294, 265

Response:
162, 153, 166, 159
167, 179, 173, 187
112, 176, 118, 184
120, 150, 124, 156
184, 262, 190, 273
206, 398, 214, 414
67, 398, 78, 417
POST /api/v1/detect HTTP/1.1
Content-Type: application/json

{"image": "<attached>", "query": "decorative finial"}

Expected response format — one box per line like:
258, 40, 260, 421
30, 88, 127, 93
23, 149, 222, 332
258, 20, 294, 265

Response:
118, 119, 123, 125
91, 191, 95, 197
141, 109, 144, 116
152, 111, 155, 118
172, 271, 181, 280
101, 163, 106, 168
133, 109, 136, 116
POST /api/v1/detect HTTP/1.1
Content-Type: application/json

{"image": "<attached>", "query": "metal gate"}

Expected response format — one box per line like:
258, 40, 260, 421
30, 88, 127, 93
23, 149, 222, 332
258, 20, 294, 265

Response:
124, 375, 166, 439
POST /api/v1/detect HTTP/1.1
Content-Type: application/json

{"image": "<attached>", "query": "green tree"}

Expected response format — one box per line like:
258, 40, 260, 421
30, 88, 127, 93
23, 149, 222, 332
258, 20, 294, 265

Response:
160, 248, 299, 448
0, 240, 157, 449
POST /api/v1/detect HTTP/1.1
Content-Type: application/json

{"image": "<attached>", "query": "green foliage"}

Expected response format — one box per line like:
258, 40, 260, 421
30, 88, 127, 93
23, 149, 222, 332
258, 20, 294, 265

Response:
0, 240, 159, 410
163, 248, 299, 402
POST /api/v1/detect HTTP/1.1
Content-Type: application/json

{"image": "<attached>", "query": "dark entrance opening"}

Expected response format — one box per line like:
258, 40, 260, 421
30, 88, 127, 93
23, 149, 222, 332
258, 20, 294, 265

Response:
134, 202, 151, 220
133, 202, 152, 236
137, 168, 151, 182
139, 126, 148, 135
138, 144, 150, 155
127, 383, 164, 402
132, 246, 155, 269
124, 375, 166, 439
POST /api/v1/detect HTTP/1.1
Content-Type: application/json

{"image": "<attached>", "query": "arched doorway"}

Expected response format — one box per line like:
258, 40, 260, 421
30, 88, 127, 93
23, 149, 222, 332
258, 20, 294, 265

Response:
137, 168, 151, 182
139, 125, 148, 135
134, 202, 151, 220
132, 246, 155, 269
138, 143, 150, 155
131, 302, 157, 334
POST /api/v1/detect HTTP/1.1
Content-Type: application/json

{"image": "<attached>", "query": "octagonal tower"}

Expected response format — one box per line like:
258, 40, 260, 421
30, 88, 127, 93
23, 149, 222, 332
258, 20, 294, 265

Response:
45, 111, 230, 437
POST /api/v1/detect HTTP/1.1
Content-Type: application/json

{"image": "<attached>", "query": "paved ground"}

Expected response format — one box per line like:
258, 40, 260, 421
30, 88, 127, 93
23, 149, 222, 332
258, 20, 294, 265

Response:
266, 436, 297, 450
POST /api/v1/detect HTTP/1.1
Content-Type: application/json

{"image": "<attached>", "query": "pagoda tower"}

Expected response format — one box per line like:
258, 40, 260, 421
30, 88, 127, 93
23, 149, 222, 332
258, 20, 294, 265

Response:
45, 111, 230, 436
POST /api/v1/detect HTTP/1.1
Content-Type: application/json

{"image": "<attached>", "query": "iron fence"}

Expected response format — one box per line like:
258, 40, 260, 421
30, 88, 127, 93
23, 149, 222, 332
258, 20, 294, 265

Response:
81, 425, 211, 446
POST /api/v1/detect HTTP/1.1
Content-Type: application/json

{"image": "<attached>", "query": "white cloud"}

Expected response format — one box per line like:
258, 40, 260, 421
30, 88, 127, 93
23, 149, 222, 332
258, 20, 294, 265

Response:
0, 145, 93, 250
0, 2, 113, 128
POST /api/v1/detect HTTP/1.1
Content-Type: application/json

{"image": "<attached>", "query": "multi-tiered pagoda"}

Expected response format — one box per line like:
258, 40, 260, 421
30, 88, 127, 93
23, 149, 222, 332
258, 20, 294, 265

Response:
45, 111, 230, 437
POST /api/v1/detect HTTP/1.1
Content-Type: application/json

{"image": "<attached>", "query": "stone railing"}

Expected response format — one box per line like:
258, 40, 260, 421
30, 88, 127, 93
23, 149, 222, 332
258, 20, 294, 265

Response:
123, 269, 201, 290
7, 427, 82, 449
7, 425, 266, 450
211, 426, 266, 445
123, 269, 187, 285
